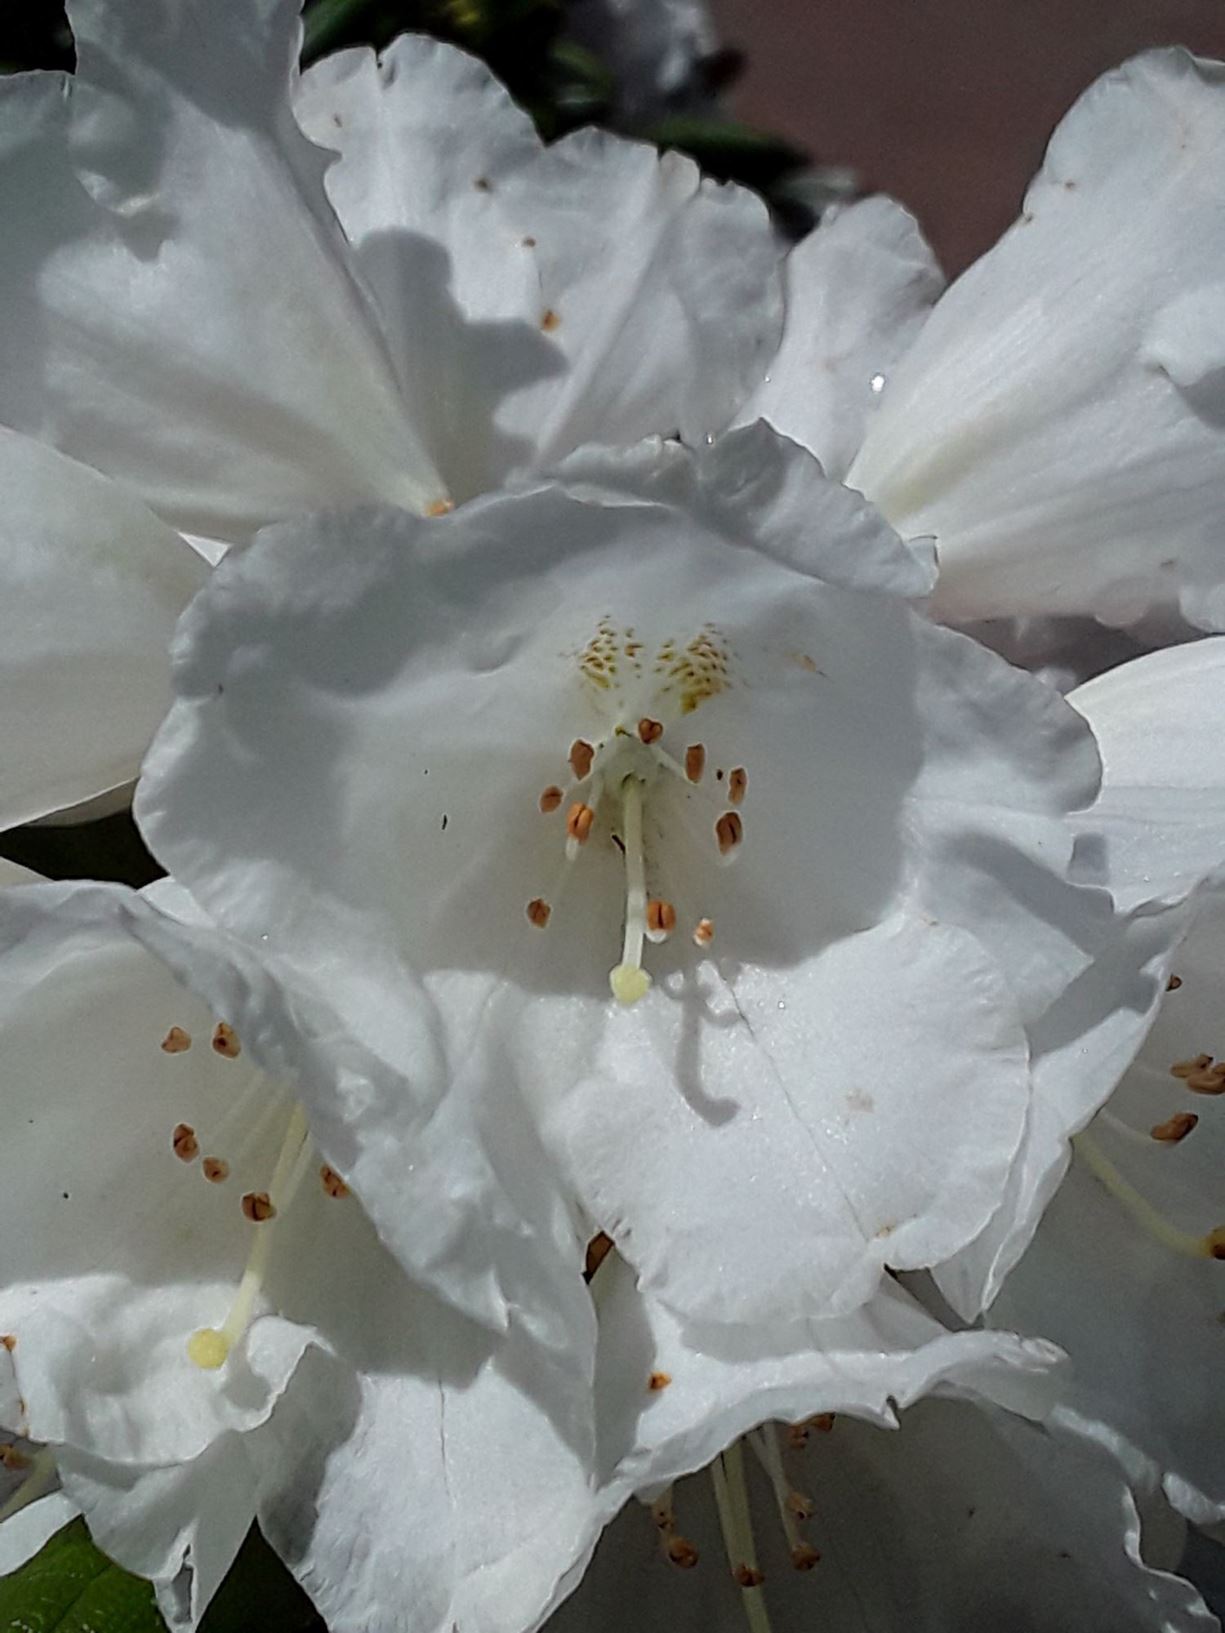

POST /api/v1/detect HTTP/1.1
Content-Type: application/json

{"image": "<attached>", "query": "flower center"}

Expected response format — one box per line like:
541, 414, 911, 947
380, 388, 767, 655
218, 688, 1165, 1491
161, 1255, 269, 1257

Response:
529, 622, 748, 1006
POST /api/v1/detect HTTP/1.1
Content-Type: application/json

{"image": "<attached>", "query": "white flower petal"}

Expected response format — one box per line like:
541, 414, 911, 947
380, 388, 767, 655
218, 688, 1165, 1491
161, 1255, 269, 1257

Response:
992, 894, 1225, 1525
138, 434, 1105, 1328
1070, 641, 1225, 908
850, 50, 1225, 630
254, 1328, 602, 1633
0, 1494, 81, 1577
549, 1404, 1216, 1633
294, 35, 782, 497
737, 195, 944, 480
0, 430, 206, 830
0, 2, 440, 543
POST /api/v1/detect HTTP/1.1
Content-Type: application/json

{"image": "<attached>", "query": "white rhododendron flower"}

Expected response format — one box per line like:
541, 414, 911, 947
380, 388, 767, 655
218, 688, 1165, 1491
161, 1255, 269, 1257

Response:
0, 881, 602, 1631
750, 49, 1225, 633
136, 426, 1117, 1336
0, 0, 780, 549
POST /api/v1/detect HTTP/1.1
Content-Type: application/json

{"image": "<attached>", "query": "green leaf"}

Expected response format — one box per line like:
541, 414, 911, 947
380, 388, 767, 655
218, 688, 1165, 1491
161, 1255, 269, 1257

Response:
0, 1521, 165, 1633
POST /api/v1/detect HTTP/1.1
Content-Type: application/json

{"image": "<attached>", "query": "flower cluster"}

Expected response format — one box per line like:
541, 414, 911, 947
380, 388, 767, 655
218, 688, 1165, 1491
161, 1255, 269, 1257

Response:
2, 3, 1225, 1631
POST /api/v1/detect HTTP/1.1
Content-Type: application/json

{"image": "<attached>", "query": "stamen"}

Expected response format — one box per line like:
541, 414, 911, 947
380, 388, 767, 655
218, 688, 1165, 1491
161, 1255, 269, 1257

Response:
187, 1104, 312, 1370
161, 1026, 191, 1053
648, 1371, 672, 1391
320, 1164, 350, 1199
693, 917, 715, 947
538, 785, 564, 813
1167, 974, 1183, 991
1185, 1065, 1225, 1095
609, 776, 653, 1006
565, 801, 596, 858
1150, 1112, 1199, 1143
569, 739, 595, 781
748, 1428, 821, 1571
1170, 1053, 1212, 1079
649, 1488, 700, 1569
526, 897, 552, 928
685, 744, 706, 783
425, 498, 455, 518
715, 812, 744, 859
728, 768, 748, 806
709, 1445, 772, 1633
787, 1414, 834, 1449
1074, 1132, 1225, 1259
202, 1157, 230, 1183
638, 718, 663, 744
242, 1191, 276, 1222
211, 1022, 241, 1059
646, 898, 677, 943
172, 1122, 199, 1162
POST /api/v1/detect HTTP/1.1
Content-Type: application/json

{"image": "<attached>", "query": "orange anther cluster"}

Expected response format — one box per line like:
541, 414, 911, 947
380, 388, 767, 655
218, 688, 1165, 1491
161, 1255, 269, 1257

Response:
202, 1157, 230, 1183
538, 785, 564, 813
684, 744, 706, 783
647, 1371, 672, 1392
569, 739, 595, 780
172, 1122, 199, 1162
211, 1022, 241, 1059
526, 897, 552, 929
728, 767, 748, 805
160, 1026, 191, 1053
693, 918, 715, 947
638, 718, 663, 744
1150, 1112, 1198, 1143
646, 898, 677, 937
241, 1191, 276, 1223
566, 802, 595, 845
321, 1164, 350, 1199
1170, 1053, 1212, 1079
734, 1564, 765, 1589
715, 812, 744, 855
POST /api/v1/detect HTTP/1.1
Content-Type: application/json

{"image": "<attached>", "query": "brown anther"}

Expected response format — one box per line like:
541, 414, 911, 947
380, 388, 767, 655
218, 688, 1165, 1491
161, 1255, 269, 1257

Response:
160, 1026, 191, 1053
715, 812, 744, 855
790, 1543, 821, 1571
211, 1022, 241, 1059
684, 744, 706, 783
733, 1565, 765, 1589
1185, 1066, 1225, 1095
202, 1157, 230, 1183
569, 739, 595, 780
1170, 1053, 1212, 1079
728, 767, 748, 805
647, 1371, 672, 1392
172, 1123, 199, 1162
646, 898, 677, 937
1167, 974, 1184, 991
540, 307, 561, 332
425, 498, 454, 518
638, 717, 663, 744
666, 1535, 700, 1569
584, 1231, 614, 1281
787, 1423, 810, 1450
566, 802, 595, 845
320, 1164, 350, 1199
242, 1191, 277, 1223
526, 897, 552, 929
0, 1335, 14, 1352
538, 785, 564, 813
1205, 1226, 1225, 1259
786, 1491, 814, 1522
693, 917, 715, 947
0, 1445, 30, 1471
812, 1413, 835, 1433
1150, 1112, 1199, 1143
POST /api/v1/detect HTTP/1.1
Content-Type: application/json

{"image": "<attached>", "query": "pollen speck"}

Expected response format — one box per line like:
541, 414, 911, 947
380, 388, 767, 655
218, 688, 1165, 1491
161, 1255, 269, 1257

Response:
566, 802, 595, 845
202, 1157, 230, 1183
1151, 1112, 1198, 1143
321, 1164, 350, 1199
526, 897, 552, 929
539, 785, 564, 813
638, 717, 663, 744
161, 1026, 191, 1053
685, 744, 706, 783
172, 1123, 199, 1162
715, 811, 744, 856
791, 1544, 821, 1571
648, 1371, 671, 1391
728, 767, 748, 805
540, 308, 561, 332
425, 498, 454, 518
211, 1022, 241, 1059
734, 1565, 765, 1589
242, 1191, 276, 1223
693, 917, 715, 947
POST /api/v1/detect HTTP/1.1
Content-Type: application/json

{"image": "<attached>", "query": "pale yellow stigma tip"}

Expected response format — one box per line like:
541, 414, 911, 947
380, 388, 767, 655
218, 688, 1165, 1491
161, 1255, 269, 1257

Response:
187, 1328, 231, 1370
610, 964, 652, 1006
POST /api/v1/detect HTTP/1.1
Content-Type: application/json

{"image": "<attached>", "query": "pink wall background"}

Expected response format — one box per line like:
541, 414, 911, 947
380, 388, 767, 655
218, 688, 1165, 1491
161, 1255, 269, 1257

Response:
711, 0, 1225, 272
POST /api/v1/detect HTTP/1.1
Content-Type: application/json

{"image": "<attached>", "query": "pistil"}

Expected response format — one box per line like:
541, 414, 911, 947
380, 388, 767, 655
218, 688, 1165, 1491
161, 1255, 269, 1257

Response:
709, 1443, 773, 1633
1074, 1131, 1225, 1259
609, 775, 653, 1006
187, 1104, 314, 1369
